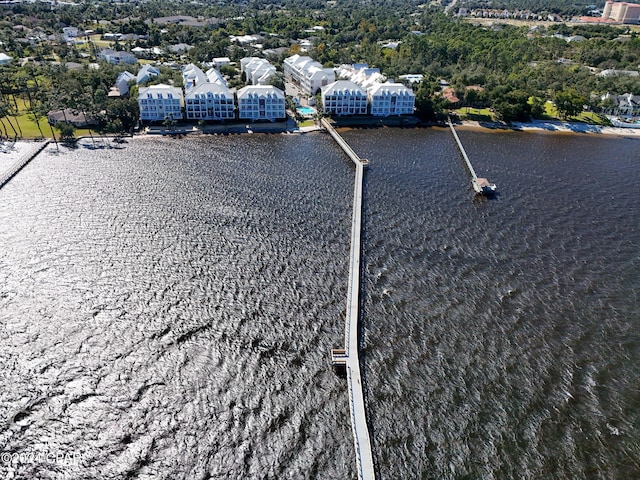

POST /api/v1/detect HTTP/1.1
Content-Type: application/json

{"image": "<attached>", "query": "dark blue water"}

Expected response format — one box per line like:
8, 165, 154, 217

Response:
344, 126, 640, 480
0, 129, 639, 479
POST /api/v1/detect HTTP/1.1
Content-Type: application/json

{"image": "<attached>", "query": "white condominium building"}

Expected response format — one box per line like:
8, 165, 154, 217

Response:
183, 63, 208, 91
185, 83, 235, 121
241, 57, 277, 85
321, 80, 368, 116
368, 83, 415, 117
284, 54, 335, 95
182, 63, 233, 121
237, 85, 286, 121
334, 64, 387, 90
138, 84, 183, 122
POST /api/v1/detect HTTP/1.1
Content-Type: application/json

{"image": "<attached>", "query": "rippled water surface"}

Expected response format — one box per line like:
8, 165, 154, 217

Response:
343, 127, 640, 480
1, 129, 639, 479
0, 135, 355, 479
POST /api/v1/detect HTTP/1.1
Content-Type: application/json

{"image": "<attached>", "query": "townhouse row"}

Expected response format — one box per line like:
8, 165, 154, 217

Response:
138, 63, 286, 123
284, 55, 416, 117
137, 56, 416, 123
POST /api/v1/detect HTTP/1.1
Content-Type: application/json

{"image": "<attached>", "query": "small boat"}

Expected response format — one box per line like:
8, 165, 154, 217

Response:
473, 177, 497, 195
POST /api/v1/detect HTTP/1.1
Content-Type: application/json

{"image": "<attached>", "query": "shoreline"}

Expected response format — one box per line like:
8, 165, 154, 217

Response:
1, 115, 638, 166
454, 118, 640, 138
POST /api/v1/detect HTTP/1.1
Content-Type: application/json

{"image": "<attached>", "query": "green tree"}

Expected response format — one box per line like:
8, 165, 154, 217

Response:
56, 122, 76, 143
554, 88, 586, 119
464, 88, 479, 112
491, 90, 532, 123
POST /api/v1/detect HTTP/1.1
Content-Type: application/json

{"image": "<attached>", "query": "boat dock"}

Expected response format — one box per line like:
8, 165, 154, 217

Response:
447, 117, 496, 195
321, 118, 375, 480
0, 140, 50, 189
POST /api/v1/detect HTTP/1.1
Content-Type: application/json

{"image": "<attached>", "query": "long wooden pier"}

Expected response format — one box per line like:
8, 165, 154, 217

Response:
447, 117, 496, 195
321, 118, 375, 480
0, 140, 50, 189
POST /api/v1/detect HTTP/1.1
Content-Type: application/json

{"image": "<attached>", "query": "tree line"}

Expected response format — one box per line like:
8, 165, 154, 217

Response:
1, 0, 639, 135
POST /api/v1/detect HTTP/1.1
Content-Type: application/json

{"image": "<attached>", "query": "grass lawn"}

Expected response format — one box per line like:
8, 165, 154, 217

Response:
297, 119, 316, 127
543, 101, 610, 126
3, 96, 96, 139
4, 112, 94, 139
453, 101, 611, 127
453, 107, 496, 122
5, 113, 50, 139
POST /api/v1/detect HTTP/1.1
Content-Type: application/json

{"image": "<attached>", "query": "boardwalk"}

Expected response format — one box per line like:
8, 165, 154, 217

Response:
322, 118, 375, 480
0, 140, 50, 189
447, 117, 496, 195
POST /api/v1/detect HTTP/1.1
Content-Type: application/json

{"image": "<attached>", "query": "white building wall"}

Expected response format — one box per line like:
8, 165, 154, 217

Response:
237, 86, 286, 121
185, 85, 235, 121
116, 71, 135, 95
241, 57, 277, 85
368, 83, 415, 116
321, 81, 368, 116
138, 85, 184, 122
284, 55, 335, 95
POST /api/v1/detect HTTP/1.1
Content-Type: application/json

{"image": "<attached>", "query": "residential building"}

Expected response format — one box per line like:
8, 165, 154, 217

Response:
602, 1, 640, 23
136, 64, 159, 84
98, 48, 137, 65
138, 84, 184, 122
181, 63, 233, 121
47, 109, 99, 127
212, 57, 231, 68
182, 63, 208, 91
335, 63, 387, 89
185, 83, 235, 121
321, 80, 368, 116
151, 16, 221, 28
601, 92, 640, 117
598, 68, 639, 77
62, 26, 79, 43
617, 93, 640, 116
115, 71, 135, 95
206, 68, 227, 86
368, 83, 416, 116
0, 52, 12, 65
230, 34, 263, 45
237, 85, 286, 121
398, 74, 424, 85
169, 43, 194, 54
350, 66, 386, 90
241, 57, 277, 85
284, 54, 335, 95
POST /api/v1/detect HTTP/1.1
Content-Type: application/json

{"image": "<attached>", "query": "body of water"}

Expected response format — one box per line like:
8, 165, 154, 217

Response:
0, 128, 639, 479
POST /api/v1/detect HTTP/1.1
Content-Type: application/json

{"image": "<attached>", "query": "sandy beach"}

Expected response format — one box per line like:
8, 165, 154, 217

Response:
458, 118, 640, 137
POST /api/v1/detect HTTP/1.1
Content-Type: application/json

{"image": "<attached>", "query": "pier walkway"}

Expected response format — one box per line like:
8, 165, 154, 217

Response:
321, 118, 375, 480
0, 140, 50, 189
447, 117, 496, 195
